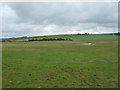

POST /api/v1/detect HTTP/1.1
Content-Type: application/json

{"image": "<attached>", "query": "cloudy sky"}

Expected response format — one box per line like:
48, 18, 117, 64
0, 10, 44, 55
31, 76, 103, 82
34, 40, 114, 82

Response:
1, 2, 118, 38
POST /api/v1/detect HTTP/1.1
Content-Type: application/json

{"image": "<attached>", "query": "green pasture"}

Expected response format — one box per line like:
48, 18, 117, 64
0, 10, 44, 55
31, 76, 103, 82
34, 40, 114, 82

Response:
33, 34, 118, 41
2, 35, 118, 88
5, 34, 118, 42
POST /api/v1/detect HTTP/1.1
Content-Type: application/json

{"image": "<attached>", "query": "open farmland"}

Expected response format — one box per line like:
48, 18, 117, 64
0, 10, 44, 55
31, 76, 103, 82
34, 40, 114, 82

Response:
3, 34, 118, 42
2, 35, 118, 88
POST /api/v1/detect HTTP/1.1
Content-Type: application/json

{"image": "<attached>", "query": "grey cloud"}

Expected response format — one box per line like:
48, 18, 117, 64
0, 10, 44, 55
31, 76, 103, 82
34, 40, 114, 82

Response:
7, 2, 118, 25
1, 2, 118, 38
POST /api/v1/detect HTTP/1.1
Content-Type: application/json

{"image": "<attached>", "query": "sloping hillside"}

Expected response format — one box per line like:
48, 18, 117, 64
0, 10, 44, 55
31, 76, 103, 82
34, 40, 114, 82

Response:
2, 34, 118, 42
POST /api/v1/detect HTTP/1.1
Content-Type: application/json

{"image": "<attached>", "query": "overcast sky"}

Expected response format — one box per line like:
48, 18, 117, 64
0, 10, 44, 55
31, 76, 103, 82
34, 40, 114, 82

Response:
1, 2, 118, 38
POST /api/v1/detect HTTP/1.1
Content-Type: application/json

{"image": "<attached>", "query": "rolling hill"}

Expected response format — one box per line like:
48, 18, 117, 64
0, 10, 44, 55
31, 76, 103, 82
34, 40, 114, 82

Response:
1, 34, 118, 42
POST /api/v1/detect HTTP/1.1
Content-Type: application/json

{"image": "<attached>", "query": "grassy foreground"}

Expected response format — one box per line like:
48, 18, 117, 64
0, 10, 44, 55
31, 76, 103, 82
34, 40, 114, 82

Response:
2, 40, 118, 88
2, 35, 118, 88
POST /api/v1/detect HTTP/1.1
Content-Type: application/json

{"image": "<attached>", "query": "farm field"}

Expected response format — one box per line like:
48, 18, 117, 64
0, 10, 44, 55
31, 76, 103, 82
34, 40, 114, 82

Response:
2, 35, 118, 88
6, 34, 118, 42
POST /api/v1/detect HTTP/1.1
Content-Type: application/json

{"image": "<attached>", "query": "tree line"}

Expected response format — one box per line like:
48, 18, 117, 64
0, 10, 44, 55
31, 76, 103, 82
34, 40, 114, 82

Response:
28, 38, 72, 41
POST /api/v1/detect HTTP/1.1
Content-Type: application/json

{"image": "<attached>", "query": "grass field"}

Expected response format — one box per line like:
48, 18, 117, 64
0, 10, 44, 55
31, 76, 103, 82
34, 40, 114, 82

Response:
2, 35, 118, 88
40, 34, 118, 41
4, 34, 118, 42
